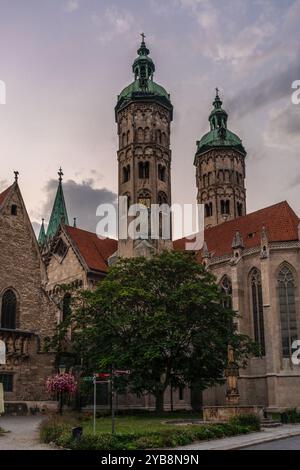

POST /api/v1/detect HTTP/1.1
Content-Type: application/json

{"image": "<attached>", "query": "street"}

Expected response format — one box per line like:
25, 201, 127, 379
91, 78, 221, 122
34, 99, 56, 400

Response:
244, 435, 300, 450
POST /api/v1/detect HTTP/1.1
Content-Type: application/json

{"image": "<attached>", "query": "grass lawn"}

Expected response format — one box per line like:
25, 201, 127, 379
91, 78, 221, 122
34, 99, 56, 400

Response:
40, 412, 261, 450
82, 412, 202, 435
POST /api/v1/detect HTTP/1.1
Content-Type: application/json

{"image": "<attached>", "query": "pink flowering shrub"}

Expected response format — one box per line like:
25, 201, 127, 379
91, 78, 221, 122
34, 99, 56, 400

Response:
46, 373, 77, 394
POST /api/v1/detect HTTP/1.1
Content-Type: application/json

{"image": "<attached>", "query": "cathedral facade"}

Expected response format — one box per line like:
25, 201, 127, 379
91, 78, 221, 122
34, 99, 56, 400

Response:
1, 37, 300, 413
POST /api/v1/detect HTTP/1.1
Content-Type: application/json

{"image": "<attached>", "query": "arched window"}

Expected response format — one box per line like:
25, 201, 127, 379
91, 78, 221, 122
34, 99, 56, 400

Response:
220, 276, 232, 309
250, 269, 265, 355
221, 200, 230, 215
278, 265, 297, 358
62, 293, 71, 322
158, 164, 166, 182
205, 202, 213, 217
127, 130, 130, 145
237, 202, 243, 217
122, 133, 126, 147
158, 191, 168, 205
139, 161, 149, 179
157, 129, 162, 144
1, 290, 17, 329
122, 165, 130, 183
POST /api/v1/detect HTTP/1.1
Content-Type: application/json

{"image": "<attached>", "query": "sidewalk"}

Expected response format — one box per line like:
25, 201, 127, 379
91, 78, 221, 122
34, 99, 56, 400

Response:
175, 424, 300, 450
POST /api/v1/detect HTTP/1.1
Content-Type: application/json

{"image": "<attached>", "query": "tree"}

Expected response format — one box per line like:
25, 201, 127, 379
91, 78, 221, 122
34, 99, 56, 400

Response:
49, 251, 258, 412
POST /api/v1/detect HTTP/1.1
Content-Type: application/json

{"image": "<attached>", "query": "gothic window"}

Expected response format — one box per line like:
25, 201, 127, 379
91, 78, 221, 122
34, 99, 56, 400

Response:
1, 289, 17, 329
220, 276, 232, 309
237, 202, 243, 217
139, 161, 150, 179
54, 238, 68, 260
11, 205, 17, 216
179, 386, 184, 401
158, 164, 166, 182
157, 129, 162, 144
137, 127, 144, 142
221, 200, 230, 215
250, 268, 265, 355
122, 133, 126, 147
278, 265, 297, 358
127, 130, 130, 145
203, 174, 207, 187
122, 165, 130, 183
161, 132, 167, 146
62, 293, 71, 322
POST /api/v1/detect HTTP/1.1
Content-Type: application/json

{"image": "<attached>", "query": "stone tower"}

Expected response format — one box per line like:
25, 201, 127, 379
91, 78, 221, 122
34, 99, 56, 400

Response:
115, 36, 173, 258
194, 90, 247, 228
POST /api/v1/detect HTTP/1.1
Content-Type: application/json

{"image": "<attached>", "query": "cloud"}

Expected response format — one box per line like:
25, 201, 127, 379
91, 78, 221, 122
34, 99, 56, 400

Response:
227, 56, 300, 118
37, 176, 117, 236
64, 0, 79, 13
92, 6, 136, 44
264, 104, 300, 149
0, 179, 8, 192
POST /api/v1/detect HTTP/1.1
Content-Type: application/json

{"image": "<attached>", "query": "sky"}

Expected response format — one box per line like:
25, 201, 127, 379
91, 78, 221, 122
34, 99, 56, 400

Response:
0, 0, 299, 238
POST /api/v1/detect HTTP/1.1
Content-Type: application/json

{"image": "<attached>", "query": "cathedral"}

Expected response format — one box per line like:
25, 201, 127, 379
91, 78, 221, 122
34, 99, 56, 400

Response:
0, 37, 300, 413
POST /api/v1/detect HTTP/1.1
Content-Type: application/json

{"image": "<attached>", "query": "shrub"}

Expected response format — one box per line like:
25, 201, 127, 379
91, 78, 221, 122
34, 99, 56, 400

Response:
40, 416, 260, 450
229, 413, 261, 431
281, 408, 300, 424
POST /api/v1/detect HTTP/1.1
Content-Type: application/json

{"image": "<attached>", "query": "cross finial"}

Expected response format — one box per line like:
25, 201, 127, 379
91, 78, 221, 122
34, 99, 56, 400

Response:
14, 171, 19, 182
73, 217, 77, 228
58, 167, 63, 182
216, 87, 219, 97
140, 32, 145, 42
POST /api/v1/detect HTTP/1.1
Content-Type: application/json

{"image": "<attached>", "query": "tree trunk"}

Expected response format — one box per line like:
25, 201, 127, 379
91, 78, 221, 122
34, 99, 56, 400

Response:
155, 389, 165, 413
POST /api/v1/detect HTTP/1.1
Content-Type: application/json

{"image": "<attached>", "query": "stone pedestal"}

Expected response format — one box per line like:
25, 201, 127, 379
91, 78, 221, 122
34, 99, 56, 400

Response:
203, 405, 264, 423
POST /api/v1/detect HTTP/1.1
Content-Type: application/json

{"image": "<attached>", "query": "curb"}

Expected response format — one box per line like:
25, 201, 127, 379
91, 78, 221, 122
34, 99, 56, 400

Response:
215, 429, 300, 450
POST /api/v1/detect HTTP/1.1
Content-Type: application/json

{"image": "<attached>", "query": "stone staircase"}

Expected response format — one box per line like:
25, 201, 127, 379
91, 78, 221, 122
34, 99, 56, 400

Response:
261, 418, 282, 428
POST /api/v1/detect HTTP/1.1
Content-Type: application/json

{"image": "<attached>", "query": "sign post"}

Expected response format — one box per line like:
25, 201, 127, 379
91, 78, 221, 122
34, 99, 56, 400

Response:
93, 374, 96, 436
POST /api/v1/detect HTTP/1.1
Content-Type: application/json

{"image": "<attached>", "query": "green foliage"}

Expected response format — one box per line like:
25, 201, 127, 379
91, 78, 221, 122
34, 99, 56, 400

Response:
40, 415, 258, 450
281, 408, 300, 424
48, 251, 257, 411
229, 414, 261, 431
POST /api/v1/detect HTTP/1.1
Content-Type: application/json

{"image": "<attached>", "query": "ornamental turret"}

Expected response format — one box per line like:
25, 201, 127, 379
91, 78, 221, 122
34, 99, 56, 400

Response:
194, 89, 247, 228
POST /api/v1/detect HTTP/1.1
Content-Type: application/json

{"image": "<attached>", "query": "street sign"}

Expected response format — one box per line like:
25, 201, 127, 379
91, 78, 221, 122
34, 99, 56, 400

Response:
0, 340, 5, 365
83, 377, 94, 382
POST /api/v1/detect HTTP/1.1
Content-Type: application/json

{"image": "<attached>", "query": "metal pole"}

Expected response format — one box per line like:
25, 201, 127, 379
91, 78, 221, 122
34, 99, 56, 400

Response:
111, 365, 115, 434
93, 375, 96, 435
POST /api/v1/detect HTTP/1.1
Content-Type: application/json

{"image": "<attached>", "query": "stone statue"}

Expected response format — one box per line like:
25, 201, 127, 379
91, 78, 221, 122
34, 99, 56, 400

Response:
225, 345, 240, 405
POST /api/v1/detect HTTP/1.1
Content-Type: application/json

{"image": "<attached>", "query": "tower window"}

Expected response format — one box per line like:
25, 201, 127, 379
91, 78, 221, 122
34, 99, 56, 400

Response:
158, 164, 166, 182
11, 205, 17, 216
145, 127, 150, 142
122, 133, 126, 147
157, 130, 162, 144
221, 200, 230, 215
122, 165, 130, 183
139, 161, 150, 179
205, 202, 213, 217
237, 202, 243, 217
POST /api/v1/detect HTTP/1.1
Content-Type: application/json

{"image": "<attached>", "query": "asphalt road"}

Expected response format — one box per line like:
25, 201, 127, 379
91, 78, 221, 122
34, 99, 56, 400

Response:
243, 436, 300, 450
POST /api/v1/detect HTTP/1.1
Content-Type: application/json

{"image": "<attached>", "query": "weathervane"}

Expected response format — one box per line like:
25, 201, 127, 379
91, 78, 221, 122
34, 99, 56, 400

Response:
14, 171, 19, 182
140, 32, 145, 42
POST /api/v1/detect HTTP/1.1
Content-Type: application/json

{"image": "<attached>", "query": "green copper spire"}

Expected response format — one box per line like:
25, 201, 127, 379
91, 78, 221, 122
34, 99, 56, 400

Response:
38, 218, 46, 246
116, 34, 172, 117
46, 167, 69, 240
196, 89, 246, 156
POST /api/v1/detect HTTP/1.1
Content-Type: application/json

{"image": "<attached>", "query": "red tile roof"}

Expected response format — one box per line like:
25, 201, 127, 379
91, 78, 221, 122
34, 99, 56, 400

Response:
0, 185, 12, 207
174, 201, 299, 259
65, 225, 118, 273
